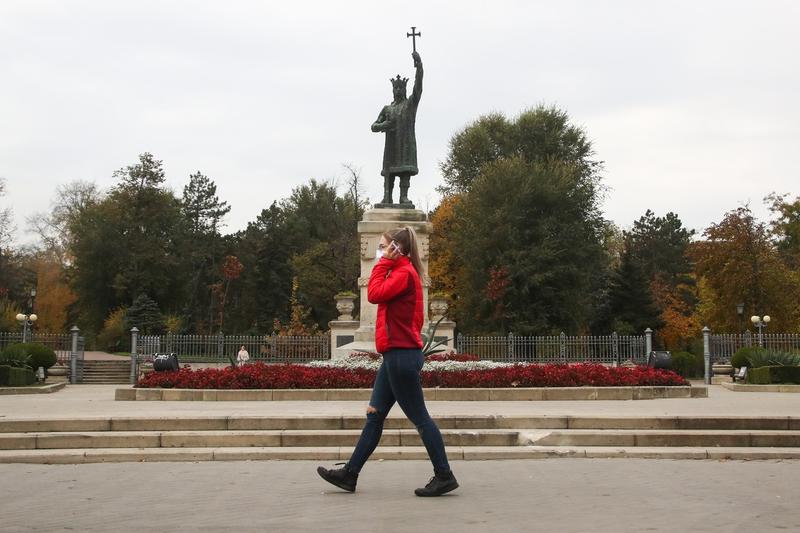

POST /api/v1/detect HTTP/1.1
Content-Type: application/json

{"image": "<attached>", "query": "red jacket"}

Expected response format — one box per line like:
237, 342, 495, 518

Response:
368, 255, 424, 353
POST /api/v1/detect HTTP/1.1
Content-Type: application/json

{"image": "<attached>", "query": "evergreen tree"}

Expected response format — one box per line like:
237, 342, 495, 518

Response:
594, 248, 664, 335
69, 153, 186, 335
124, 294, 164, 334
179, 172, 230, 332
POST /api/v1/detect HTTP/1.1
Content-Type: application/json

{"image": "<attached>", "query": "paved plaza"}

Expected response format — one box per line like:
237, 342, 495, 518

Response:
2, 384, 800, 531
1, 459, 799, 532
3, 381, 800, 420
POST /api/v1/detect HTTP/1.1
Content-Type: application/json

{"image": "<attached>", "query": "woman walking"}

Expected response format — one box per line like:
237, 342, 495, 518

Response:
317, 226, 458, 497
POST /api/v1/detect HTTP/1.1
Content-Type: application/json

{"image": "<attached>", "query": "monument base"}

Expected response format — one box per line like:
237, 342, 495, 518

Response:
333, 340, 377, 360
328, 319, 359, 360
374, 202, 415, 209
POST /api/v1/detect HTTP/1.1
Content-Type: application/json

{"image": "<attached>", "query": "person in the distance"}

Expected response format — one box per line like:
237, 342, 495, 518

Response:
236, 345, 250, 367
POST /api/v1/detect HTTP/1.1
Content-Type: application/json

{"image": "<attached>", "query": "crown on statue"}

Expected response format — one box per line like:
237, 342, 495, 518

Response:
390, 75, 409, 90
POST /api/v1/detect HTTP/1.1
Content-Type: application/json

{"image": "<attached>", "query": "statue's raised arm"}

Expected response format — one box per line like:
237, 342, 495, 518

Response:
410, 51, 423, 105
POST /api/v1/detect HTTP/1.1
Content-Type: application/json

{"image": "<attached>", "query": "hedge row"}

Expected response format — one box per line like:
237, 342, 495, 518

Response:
0, 365, 36, 386
746, 366, 800, 385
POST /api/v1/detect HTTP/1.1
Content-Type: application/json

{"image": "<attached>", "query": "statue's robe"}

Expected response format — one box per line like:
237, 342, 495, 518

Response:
374, 62, 423, 177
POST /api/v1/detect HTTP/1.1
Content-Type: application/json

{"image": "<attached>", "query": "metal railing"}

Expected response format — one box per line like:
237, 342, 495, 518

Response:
709, 331, 800, 363
0, 331, 83, 364
455, 332, 648, 364
137, 333, 331, 363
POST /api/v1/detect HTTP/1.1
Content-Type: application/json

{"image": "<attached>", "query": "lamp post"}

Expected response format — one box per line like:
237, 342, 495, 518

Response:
750, 315, 771, 347
736, 303, 744, 332
15, 312, 38, 343
16, 288, 38, 343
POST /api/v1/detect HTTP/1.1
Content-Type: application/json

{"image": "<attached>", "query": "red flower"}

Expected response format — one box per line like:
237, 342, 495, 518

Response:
136, 362, 688, 389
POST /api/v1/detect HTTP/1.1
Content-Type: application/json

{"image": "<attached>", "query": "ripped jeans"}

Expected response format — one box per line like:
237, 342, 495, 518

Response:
346, 348, 450, 474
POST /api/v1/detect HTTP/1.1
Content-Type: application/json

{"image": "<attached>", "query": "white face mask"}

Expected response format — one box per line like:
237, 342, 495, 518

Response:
375, 248, 384, 261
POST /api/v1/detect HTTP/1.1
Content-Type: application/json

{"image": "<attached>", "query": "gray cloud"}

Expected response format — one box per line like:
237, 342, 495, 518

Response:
1, 0, 798, 244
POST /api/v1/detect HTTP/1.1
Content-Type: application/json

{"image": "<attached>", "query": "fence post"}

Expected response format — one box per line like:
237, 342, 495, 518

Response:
130, 327, 139, 385
508, 332, 515, 361
456, 332, 463, 354
644, 328, 653, 357
70, 326, 79, 385
702, 326, 711, 385
217, 331, 224, 361
559, 332, 566, 362
612, 332, 620, 366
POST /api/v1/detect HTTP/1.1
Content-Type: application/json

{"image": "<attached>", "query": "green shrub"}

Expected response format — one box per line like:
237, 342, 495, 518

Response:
669, 351, 705, 378
0, 365, 35, 386
2, 343, 57, 372
747, 350, 800, 369
731, 347, 766, 368
746, 365, 800, 385
0, 350, 32, 369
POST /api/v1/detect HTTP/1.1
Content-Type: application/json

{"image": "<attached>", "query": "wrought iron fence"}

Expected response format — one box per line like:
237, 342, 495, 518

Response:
137, 333, 331, 363
709, 331, 800, 363
455, 332, 648, 364
0, 331, 84, 364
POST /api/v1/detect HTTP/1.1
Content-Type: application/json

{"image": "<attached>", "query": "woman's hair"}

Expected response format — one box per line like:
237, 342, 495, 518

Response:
383, 226, 424, 276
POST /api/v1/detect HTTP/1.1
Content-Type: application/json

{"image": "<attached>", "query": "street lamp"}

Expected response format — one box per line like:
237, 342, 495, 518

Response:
15, 312, 38, 343
750, 315, 771, 347
736, 303, 744, 332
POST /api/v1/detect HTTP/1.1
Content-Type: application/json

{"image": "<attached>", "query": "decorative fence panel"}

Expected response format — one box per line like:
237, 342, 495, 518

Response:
456, 332, 648, 364
137, 333, 330, 363
709, 332, 800, 363
0, 331, 83, 364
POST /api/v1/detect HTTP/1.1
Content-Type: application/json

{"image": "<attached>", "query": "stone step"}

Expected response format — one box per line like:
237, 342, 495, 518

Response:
4, 427, 800, 451
2, 445, 800, 464
2, 415, 800, 433
531, 429, 800, 447
0, 429, 521, 450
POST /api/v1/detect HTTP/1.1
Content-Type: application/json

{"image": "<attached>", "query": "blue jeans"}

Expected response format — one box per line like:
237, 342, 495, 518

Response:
347, 348, 450, 474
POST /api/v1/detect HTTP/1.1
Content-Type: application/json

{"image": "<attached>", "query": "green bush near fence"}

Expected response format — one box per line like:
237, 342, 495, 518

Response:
0, 364, 36, 386
1, 343, 57, 373
731, 347, 766, 368
746, 365, 800, 385
670, 351, 704, 378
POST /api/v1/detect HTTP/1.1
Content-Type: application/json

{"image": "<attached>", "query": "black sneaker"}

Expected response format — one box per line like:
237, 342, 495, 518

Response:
414, 471, 459, 497
317, 463, 358, 492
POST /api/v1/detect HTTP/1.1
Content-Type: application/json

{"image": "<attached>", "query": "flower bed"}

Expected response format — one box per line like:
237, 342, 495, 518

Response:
136, 358, 688, 389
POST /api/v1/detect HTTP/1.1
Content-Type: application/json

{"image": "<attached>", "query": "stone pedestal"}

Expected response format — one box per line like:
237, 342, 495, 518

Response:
428, 294, 455, 351
333, 207, 433, 359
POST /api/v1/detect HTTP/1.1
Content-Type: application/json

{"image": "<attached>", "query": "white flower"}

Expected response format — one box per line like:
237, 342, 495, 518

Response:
305, 356, 514, 372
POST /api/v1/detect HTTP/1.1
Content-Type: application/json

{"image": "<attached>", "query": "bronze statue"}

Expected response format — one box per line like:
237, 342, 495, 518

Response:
372, 28, 423, 208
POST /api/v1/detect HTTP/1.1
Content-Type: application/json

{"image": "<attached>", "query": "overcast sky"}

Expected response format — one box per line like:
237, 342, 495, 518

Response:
1, 1, 798, 245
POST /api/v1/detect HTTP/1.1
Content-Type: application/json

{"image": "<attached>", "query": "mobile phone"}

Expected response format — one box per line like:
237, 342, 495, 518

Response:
390, 241, 401, 254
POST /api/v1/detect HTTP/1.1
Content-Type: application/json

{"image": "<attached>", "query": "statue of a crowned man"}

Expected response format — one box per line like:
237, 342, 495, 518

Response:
372, 50, 423, 207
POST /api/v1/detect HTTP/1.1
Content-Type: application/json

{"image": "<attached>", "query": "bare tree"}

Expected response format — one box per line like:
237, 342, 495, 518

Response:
27, 180, 101, 266
0, 178, 14, 248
